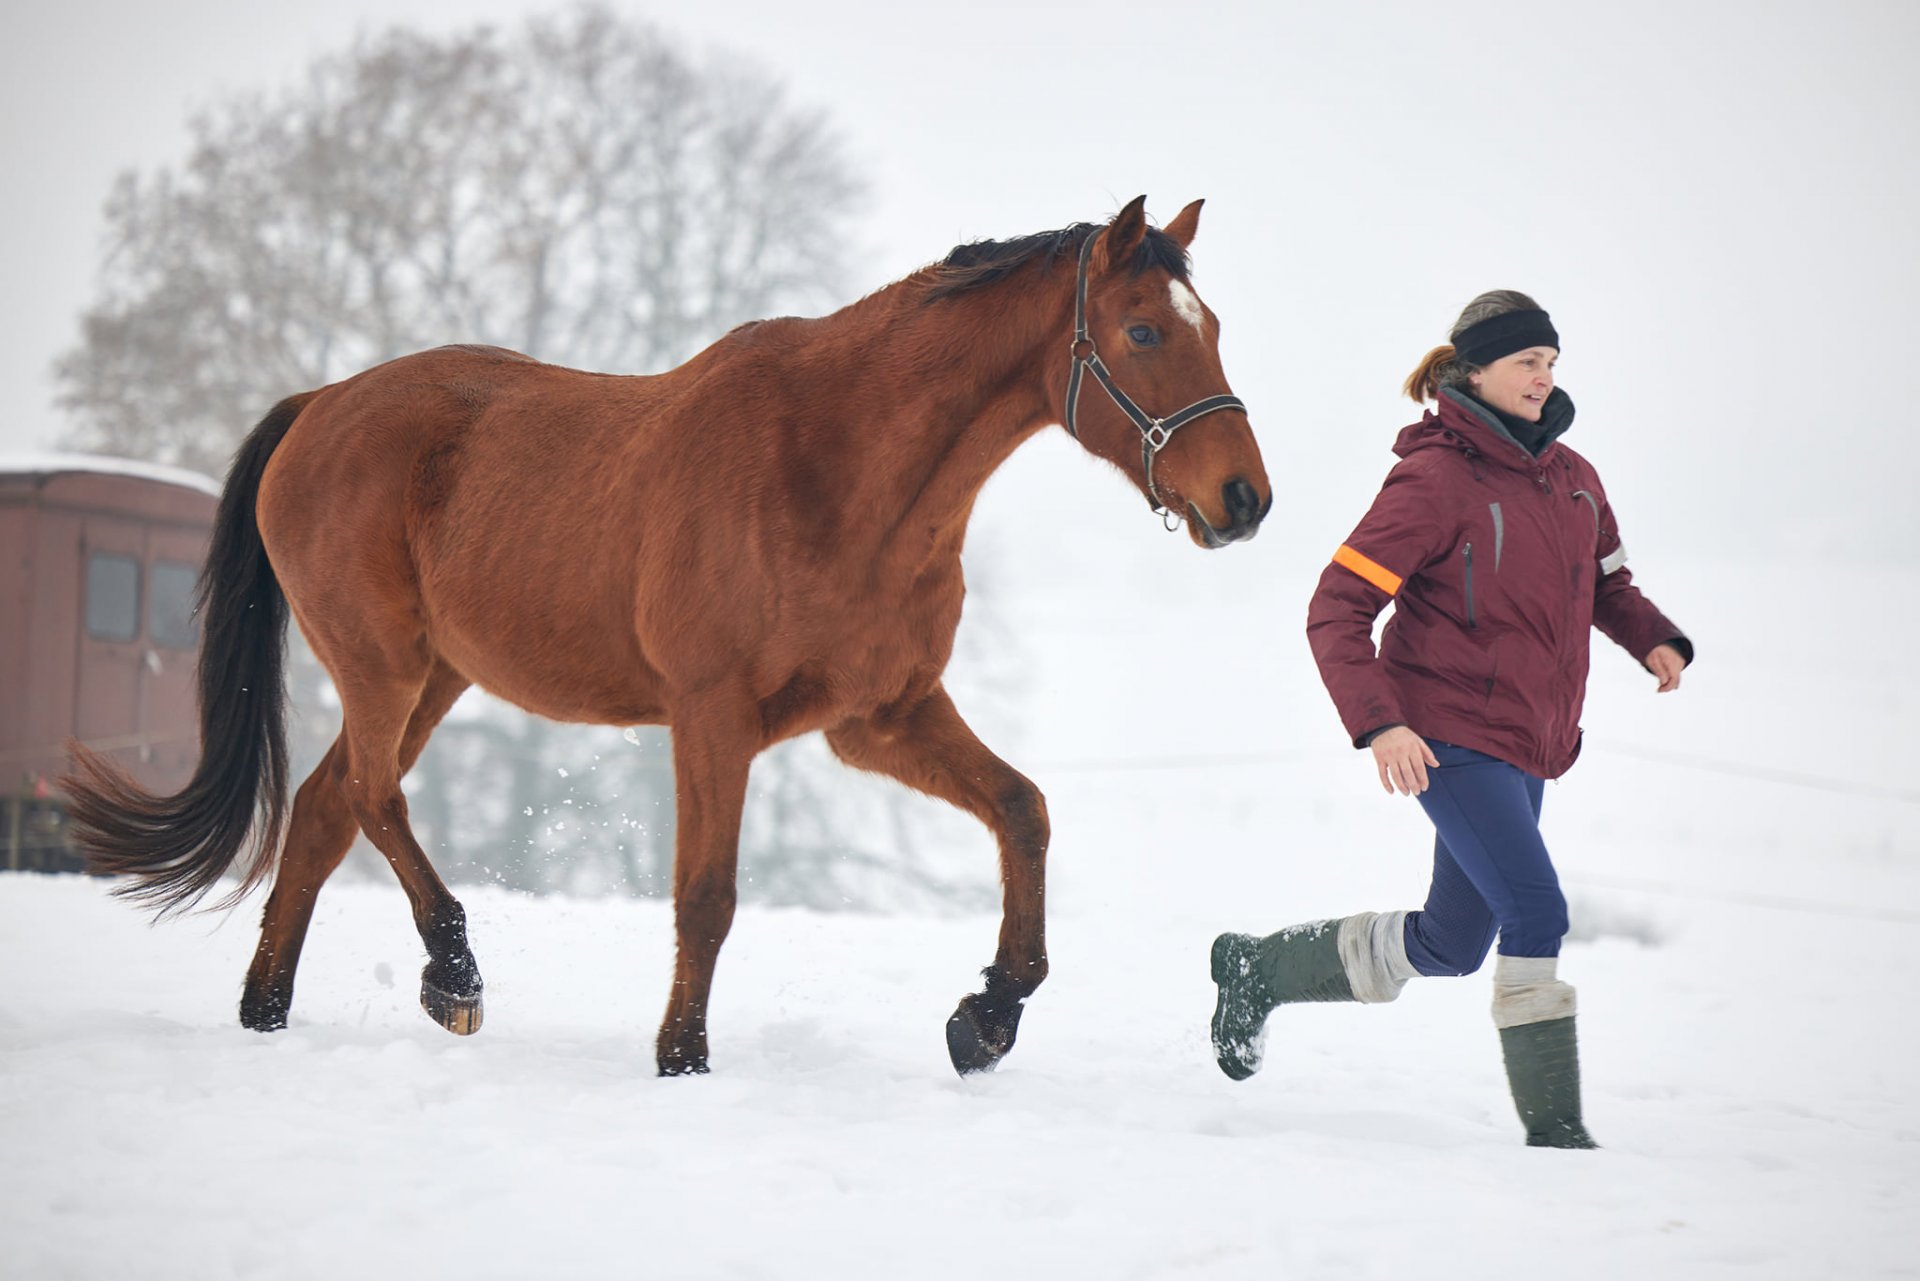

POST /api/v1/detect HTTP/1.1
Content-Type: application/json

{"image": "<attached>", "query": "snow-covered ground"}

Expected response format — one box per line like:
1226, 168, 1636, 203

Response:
4, 487, 1916, 1278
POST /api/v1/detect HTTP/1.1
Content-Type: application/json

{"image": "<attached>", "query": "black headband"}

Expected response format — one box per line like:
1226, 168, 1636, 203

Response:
1453, 309, 1559, 368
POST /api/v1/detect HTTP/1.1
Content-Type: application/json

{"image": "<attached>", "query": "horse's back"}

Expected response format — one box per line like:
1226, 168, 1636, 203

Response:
251, 308, 911, 727
432, 343, 540, 363
259, 345, 560, 545
255, 346, 670, 717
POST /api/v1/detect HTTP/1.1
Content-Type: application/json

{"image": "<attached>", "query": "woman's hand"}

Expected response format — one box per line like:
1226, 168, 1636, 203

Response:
1646, 643, 1686, 693
1370, 726, 1439, 796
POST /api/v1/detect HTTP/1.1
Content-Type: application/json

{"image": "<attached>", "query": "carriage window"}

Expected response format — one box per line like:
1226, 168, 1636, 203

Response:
150, 561, 200, 650
85, 553, 141, 642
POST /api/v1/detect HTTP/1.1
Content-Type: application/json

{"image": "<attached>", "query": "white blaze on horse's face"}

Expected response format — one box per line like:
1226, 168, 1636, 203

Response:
1167, 280, 1205, 333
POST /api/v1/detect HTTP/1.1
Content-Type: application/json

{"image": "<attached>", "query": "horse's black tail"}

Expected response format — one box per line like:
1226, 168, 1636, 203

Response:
65, 394, 314, 917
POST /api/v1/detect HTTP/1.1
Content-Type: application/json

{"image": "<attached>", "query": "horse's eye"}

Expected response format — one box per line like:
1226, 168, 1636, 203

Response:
1127, 325, 1159, 347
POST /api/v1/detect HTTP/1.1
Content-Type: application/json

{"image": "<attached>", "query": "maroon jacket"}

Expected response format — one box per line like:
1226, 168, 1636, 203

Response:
1307, 387, 1688, 779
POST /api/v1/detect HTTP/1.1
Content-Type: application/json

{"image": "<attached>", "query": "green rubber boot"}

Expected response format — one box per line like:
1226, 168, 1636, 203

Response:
1499, 1016, 1600, 1149
1209, 920, 1355, 1080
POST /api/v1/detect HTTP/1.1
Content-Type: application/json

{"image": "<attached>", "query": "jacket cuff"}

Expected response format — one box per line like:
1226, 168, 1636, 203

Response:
1356, 723, 1407, 749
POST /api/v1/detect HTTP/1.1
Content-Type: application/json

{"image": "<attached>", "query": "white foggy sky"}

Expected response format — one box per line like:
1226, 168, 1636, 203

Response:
4, 0, 1916, 562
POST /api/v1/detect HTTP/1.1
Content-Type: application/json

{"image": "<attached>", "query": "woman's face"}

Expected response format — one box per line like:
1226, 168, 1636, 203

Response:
1470, 346, 1558, 422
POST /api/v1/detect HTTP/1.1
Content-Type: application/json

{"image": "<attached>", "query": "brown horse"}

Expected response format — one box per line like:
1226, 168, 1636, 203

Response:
65, 196, 1270, 1076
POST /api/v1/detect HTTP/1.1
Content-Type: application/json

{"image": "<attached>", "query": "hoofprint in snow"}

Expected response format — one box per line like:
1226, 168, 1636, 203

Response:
4, 545, 1916, 1278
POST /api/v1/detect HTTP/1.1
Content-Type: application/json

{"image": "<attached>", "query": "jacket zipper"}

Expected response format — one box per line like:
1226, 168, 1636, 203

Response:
1545, 470, 1578, 740
1463, 542, 1477, 629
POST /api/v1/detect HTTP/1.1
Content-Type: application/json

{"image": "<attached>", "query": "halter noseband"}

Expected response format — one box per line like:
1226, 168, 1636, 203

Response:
1062, 229, 1248, 526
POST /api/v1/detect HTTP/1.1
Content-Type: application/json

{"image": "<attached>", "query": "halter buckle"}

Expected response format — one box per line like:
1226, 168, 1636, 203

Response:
1144, 420, 1173, 452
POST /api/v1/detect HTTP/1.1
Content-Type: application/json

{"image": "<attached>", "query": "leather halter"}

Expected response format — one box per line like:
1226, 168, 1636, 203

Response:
1062, 229, 1248, 524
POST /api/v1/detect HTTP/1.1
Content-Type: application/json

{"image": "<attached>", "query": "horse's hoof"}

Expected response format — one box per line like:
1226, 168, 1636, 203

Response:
239, 990, 289, 1033
946, 991, 1022, 1076
421, 981, 484, 1036
657, 1051, 711, 1077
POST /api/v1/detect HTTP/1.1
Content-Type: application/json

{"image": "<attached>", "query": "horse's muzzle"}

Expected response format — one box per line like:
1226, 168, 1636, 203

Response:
1190, 477, 1269, 549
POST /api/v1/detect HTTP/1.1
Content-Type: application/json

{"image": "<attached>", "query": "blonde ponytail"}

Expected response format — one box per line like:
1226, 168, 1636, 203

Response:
1403, 344, 1457, 404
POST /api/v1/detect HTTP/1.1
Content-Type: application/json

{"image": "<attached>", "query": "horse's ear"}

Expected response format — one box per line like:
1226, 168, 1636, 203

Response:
1164, 199, 1204, 249
1099, 195, 1150, 273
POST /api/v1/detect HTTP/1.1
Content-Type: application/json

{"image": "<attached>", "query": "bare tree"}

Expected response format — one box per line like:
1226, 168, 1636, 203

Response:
56, 4, 859, 470
53, 5, 1008, 910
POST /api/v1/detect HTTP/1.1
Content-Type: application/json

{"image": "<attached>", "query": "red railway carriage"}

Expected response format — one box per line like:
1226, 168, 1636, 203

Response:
1, 455, 219, 871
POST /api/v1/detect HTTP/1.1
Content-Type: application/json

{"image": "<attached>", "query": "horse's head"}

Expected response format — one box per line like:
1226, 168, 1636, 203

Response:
1061, 196, 1270, 548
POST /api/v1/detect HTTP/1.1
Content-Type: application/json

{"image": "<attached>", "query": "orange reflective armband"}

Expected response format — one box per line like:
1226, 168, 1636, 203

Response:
1331, 544, 1403, 596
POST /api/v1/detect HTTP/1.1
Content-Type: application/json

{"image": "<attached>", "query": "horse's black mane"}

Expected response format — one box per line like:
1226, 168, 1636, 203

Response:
922, 221, 1190, 302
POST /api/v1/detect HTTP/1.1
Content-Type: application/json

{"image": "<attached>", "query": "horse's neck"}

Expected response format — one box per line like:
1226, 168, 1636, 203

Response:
841, 279, 1068, 560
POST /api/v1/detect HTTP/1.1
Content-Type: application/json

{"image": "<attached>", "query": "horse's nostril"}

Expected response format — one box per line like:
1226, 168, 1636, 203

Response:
1222, 477, 1262, 528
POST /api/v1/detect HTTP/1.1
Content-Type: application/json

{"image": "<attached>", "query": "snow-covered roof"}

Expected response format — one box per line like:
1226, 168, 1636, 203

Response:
0, 451, 223, 499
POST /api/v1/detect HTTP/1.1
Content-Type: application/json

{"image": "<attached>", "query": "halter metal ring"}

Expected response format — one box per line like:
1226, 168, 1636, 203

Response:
1144, 420, 1172, 452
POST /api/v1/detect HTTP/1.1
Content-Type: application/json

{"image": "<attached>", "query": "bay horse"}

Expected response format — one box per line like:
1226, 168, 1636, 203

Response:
65, 195, 1271, 1077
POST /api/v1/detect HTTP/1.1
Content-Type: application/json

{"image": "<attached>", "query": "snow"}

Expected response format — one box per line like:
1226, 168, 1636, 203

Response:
3, 521, 1916, 1278
0, 451, 223, 498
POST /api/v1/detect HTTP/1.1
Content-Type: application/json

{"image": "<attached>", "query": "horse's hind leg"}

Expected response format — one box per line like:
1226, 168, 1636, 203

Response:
325, 655, 484, 1034
240, 660, 473, 1031
241, 737, 356, 1030
826, 684, 1050, 1075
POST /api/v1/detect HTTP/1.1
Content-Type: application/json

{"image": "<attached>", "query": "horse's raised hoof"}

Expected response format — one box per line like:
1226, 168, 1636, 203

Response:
421, 981, 484, 1036
946, 990, 1024, 1076
419, 951, 483, 1035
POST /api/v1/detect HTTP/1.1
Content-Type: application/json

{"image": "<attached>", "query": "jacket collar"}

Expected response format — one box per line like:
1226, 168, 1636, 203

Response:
1394, 385, 1576, 470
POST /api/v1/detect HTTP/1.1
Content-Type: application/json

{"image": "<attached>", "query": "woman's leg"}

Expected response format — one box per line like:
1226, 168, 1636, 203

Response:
1402, 836, 1500, 977
1411, 743, 1594, 1146
1413, 743, 1564, 958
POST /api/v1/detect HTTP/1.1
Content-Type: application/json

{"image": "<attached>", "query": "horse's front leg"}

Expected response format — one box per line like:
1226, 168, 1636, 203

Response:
657, 697, 757, 1076
827, 684, 1049, 1075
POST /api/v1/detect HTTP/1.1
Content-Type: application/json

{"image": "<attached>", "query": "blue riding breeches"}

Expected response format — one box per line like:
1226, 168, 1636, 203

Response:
1402, 740, 1570, 975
